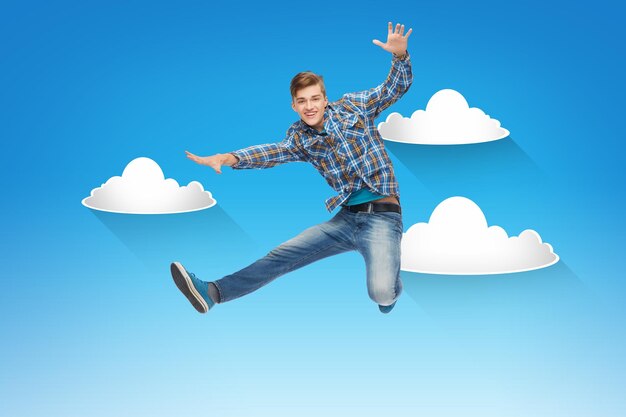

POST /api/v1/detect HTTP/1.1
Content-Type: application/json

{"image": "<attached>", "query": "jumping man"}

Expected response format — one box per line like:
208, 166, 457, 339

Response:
172, 22, 413, 314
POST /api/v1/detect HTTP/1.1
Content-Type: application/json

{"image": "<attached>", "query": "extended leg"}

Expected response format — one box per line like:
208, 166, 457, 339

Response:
214, 211, 355, 303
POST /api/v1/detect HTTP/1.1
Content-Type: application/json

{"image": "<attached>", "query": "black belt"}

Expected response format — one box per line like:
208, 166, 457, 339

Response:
344, 202, 401, 214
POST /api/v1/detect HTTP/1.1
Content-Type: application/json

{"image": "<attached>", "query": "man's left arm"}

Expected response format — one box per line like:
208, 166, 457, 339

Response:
364, 51, 412, 119
344, 22, 413, 119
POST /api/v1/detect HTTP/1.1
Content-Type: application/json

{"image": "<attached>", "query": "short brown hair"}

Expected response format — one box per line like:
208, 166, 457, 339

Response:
290, 71, 326, 100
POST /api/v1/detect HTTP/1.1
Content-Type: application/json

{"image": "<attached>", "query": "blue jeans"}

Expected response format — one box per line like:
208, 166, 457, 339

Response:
213, 206, 403, 306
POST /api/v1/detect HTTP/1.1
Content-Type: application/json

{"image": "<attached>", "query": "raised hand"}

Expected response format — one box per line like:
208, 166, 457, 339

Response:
372, 22, 412, 56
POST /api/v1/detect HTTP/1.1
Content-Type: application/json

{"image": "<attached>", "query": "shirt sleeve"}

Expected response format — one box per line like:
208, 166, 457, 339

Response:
229, 129, 305, 169
342, 53, 413, 119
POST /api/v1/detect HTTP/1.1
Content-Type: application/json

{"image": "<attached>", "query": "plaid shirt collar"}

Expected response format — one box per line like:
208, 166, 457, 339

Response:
294, 103, 359, 142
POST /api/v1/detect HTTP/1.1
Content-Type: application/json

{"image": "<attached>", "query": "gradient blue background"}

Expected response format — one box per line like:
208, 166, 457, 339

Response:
2, 0, 625, 415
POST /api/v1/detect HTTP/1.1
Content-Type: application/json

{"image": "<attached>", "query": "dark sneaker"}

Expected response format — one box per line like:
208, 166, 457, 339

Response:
171, 262, 215, 313
379, 301, 397, 314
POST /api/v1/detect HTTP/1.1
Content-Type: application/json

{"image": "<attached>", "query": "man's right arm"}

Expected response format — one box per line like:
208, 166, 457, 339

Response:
229, 134, 304, 170
186, 129, 305, 174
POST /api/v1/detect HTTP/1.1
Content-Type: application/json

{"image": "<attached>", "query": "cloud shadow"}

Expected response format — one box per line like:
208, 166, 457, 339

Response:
386, 137, 546, 201
402, 261, 589, 330
90, 205, 255, 272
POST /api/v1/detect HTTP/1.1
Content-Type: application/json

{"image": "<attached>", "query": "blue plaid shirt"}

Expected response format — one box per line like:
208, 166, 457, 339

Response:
231, 53, 413, 212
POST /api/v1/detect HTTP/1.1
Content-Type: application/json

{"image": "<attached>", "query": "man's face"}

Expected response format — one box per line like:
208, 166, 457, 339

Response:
291, 84, 328, 131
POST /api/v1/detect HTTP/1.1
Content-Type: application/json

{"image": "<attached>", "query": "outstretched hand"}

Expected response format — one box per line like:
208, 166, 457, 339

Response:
373, 22, 412, 56
185, 150, 237, 174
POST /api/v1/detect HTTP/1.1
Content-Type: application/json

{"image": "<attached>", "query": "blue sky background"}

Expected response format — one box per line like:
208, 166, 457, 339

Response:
1, 0, 625, 415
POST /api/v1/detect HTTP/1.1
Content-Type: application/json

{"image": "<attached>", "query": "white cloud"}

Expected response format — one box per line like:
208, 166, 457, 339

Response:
401, 197, 558, 275
378, 89, 510, 145
82, 157, 216, 214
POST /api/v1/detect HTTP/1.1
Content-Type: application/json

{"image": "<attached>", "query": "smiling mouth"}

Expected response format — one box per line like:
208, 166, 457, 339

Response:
305, 112, 317, 117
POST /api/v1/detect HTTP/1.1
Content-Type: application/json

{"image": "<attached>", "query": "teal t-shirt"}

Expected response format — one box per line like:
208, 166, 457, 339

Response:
345, 188, 384, 206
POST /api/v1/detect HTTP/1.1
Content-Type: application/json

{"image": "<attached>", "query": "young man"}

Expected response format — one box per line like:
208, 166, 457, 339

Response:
172, 22, 413, 314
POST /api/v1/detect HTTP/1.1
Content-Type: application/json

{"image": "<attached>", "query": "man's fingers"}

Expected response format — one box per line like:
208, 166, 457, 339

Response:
186, 153, 204, 165
395, 23, 401, 34
186, 151, 224, 171
387, 21, 392, 34
405, 28, 413, 38
400, 24, 405, 36
372, 39, 386, 49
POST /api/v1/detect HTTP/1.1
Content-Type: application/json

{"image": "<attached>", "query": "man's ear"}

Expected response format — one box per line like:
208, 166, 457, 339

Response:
291, 100, 296, 112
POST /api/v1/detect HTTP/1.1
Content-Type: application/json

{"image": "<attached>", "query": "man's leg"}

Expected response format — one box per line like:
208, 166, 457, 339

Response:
355, 210, 403, 312
212, 210, 355, 303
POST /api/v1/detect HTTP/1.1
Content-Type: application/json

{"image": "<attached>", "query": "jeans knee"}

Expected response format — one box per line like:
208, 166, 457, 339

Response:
367, 272, 403, 305
368, 283, 397, 306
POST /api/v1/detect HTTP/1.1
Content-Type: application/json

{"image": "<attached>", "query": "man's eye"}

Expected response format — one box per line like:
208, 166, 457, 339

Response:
313, 98, 320, 102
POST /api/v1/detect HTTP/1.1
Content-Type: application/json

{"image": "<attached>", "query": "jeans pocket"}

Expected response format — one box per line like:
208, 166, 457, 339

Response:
373, 211, 404, 234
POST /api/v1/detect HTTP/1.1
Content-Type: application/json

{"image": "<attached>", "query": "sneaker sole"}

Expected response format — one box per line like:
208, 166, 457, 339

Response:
171, 262, 208, 313
379, 301, 397, 314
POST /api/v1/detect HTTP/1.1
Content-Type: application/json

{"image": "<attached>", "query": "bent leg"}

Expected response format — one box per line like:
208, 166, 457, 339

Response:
356, 211, 404, 307
214, 211, 354, 303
